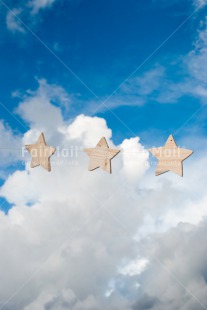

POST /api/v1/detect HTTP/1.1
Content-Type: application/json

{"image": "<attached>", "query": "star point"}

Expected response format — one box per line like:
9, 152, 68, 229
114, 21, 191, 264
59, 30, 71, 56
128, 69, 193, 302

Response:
84, 137, 120, 174
25, 133, 56, 172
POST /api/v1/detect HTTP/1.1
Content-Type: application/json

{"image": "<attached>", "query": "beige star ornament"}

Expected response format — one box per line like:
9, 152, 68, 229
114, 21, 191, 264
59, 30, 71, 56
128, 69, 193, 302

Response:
149, 134, 193, 177
84, 137, 120, 173
25, 133, 56, 172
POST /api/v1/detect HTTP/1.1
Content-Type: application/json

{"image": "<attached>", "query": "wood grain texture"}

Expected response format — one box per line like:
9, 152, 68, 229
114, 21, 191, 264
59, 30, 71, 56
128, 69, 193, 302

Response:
25, 133, 56, 172
84, 137, 120, 173
149, 134, 193, 177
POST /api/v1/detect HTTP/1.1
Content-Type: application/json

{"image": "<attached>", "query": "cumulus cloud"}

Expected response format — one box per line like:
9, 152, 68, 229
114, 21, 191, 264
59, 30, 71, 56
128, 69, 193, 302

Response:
0, 80, 207, 310
132, 221, 207, 310
16, 79, 70, 132
0, 120, 22, 167
65, 114, 112, 147
120, 137, 149, 181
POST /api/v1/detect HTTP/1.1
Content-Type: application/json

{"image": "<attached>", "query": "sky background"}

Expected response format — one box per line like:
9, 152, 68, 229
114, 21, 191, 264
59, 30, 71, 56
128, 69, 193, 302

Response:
0, 0, 207, 309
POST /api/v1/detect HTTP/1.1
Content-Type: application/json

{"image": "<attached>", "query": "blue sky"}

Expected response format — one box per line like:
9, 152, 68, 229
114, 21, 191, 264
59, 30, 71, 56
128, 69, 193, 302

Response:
0, 0, 207, 145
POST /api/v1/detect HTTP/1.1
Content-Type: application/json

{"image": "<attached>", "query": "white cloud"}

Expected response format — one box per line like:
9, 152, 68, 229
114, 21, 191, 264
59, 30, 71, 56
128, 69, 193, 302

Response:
23, 289, 98, 310
16, 79, 70, 133
119, 258, 149, 276
186, 19, 207, 86
121, 67, 165, 97
0, 120, 22, 167
1, 81, 207, 309
28, 0, 57, 14
65, 114, 112, 147
120, 137, 149, 181
6, 0, 59, 34
6, 8, 25, 33
132, 221, 207, 310
193, 0, 207, 9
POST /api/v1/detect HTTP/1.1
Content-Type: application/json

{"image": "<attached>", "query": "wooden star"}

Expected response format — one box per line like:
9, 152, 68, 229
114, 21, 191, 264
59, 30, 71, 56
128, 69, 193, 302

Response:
149, 134, 193, 177
84, 137, 120, 173
25, 133, 56, 172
